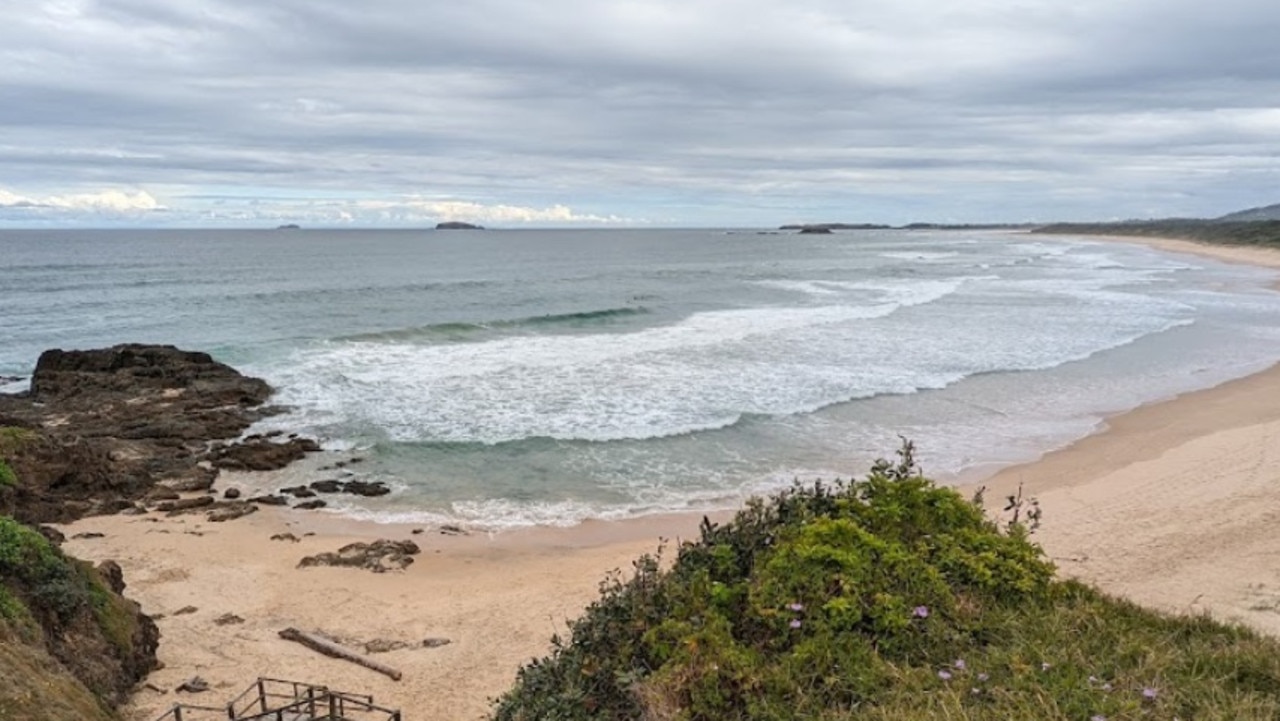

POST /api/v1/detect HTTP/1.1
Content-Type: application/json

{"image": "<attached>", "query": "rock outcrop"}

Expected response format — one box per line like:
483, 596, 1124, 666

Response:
297, 540, 420, 573
0, 344, 320, 525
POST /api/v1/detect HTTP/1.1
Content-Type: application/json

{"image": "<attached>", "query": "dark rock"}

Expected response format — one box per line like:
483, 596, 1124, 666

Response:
310, 480, 343, 493
173, 606, 198, 616
222, 487, 241, 500
343, 480, 391, 497
72, 531, 105, 540
270, 532, 301, 542
157, 468, 217, 493
206, 502, 257, 522
97, 560, 126, 594
212, 613, 244, 626
207, 437, 321, 471
176, 676, 209, 693
0, 344, 289, 526
294, 499, 327, 510
249, 495, 289, 506
297, 539, 420, 573
422, 637, 452, 648
439, 524, 467, 536
411, 528, 424, 535
280, 485, 316, 498
29, 345, 270, 406
38, 525, 66, 545
92, 498, 138, 516
144, 487, 181, 502
156, 496, 214, 514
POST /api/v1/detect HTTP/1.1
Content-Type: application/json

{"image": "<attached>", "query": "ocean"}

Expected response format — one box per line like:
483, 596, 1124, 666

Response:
3, 228, 1279, 529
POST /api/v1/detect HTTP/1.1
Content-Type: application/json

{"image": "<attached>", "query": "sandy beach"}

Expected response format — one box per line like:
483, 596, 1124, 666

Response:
56, 235, 1280, 721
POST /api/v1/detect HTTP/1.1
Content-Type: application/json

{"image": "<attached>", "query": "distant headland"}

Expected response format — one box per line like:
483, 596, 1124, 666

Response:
780, 223, 891, 233
436, 221, 485, 230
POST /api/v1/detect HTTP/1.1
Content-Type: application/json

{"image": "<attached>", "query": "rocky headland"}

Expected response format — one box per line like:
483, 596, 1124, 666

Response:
0, 344, 335, 720
0, 344, 330, 526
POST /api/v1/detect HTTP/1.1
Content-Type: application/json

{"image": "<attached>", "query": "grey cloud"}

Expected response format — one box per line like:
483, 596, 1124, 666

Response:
0, 0, 1277, 225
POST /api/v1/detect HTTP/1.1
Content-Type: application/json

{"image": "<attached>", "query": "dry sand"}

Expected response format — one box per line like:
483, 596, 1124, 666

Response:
57, 235, 1280, 720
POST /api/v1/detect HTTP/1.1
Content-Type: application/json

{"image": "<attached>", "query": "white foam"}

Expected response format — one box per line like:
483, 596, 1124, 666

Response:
880, 251, 960, 262
264, 280, 972, 444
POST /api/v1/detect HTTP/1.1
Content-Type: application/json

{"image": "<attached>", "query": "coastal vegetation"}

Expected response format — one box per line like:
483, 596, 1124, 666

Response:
0, 513, 157, 721
494, 443, 1280, 721
1034, 220, 1280, 249
0, 428, 159, 721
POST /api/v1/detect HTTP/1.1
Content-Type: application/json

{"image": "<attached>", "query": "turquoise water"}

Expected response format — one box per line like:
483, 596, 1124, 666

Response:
3, 228, 1279, 527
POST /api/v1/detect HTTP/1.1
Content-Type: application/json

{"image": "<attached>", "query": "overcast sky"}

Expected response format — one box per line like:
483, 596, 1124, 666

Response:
1, 0, 1277, 227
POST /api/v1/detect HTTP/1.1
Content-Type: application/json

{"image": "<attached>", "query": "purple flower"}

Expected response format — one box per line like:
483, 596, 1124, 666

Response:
913, 605, 930, 618
1142, 687, 1158, 701
789, 619, 802, 629
953, 659, 966, 670
1091, 716, 1107, 721
976, 673, 989, 683
1041, 662, 1052, 672
937, 670, 952, 681
787, 602, 804, 612
1101, 683, 1113, 692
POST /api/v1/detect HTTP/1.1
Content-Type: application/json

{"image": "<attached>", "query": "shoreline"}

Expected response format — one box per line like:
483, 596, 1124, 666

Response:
56, 233, 1280, 720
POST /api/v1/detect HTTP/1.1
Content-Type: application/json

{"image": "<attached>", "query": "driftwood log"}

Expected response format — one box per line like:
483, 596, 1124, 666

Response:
278, 627, 403, 681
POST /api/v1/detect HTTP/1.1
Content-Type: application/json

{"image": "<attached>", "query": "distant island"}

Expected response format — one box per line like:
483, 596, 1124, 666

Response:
436, 221, 484, 230
780, 223, 891, 232
276, 223, 302, 230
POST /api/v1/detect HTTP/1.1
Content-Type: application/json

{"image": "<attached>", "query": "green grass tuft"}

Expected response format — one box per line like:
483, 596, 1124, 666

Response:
492, 442, 1280, 721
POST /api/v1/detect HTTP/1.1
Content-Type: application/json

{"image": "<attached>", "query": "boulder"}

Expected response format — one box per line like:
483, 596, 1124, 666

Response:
207, 437, 322, 472
297, 539, 420, 573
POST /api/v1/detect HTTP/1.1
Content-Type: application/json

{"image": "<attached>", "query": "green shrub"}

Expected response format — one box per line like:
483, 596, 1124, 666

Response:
0, 425, 35, 454
0, 426, 34, 489
0, 517, 115, 629
493, 442, 1280, 721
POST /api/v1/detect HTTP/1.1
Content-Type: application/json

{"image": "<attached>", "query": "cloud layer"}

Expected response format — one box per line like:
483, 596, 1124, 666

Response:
1, 0, 1277, 226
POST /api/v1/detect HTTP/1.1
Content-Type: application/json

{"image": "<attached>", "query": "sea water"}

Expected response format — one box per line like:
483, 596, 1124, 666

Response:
2, 228, 1279, 528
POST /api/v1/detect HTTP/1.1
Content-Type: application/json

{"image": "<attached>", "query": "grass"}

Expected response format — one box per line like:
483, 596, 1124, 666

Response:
0, 426, 36, 489
0, 425, 36, 454
492, 442, 1280, 721
0, 617, 116, 721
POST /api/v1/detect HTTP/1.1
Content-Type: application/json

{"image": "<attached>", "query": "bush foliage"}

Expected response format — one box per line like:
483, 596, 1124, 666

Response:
493, 442, 1280, 721
1034, 220, 1280, 248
